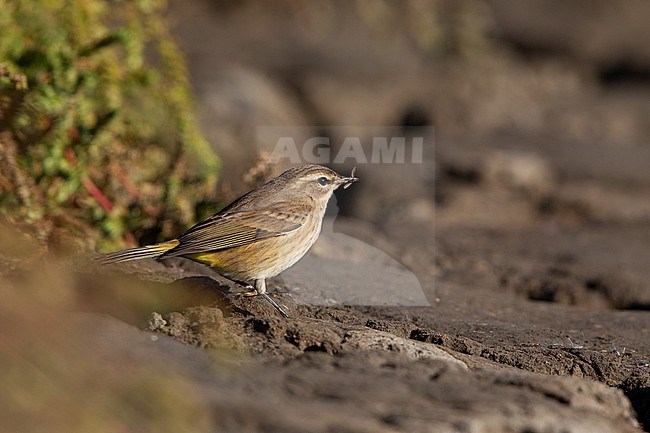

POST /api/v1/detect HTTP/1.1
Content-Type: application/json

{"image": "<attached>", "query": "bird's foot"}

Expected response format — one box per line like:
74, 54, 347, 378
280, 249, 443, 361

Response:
239, 288, 259, 297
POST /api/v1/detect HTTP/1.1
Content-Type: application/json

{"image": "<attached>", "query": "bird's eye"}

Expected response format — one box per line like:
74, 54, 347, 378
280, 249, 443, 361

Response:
317, 176, 329, 186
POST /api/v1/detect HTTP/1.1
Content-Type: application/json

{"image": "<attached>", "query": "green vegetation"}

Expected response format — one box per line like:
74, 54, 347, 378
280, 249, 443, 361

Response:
0, 0, 220, 253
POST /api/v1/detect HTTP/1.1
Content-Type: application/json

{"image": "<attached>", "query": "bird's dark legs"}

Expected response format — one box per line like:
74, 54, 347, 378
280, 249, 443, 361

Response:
256, 279, 290, 318
237, 278, 289, 318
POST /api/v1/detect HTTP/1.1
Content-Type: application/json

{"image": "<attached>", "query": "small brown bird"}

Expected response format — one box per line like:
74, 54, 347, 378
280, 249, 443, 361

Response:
98, 164, 358, 317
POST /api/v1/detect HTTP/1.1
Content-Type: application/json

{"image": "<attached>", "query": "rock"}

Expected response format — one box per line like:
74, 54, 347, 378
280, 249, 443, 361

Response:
341, 329, 468, 369
276, 217, 431, 306
148, 306, 245, 351
193, 66, 311, 194
484, 150, 555, 197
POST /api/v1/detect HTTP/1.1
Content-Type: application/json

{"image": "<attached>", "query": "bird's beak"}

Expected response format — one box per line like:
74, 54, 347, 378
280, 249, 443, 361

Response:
336, 167, 359, 189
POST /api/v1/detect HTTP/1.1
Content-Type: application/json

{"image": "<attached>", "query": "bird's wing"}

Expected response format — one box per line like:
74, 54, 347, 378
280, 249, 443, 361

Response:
161, 204, 307, 257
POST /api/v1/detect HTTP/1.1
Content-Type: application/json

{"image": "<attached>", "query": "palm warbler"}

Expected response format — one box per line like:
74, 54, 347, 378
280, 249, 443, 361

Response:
98, 164, 358, 317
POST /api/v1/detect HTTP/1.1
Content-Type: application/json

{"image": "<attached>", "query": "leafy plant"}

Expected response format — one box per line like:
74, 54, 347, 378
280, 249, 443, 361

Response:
0, 0, 220, 253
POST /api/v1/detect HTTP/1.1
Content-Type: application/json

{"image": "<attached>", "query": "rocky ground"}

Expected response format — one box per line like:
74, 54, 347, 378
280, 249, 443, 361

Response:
2, 1, 650, 432
71, 172, 649, 432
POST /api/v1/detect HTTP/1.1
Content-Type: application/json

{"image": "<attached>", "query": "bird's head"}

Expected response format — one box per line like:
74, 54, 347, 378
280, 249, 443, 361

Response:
275, 164, 358, 202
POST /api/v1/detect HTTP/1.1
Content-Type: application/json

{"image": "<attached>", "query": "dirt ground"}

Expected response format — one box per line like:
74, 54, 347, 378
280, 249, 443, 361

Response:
2, 1, 650, 432
72, 210, 650, 433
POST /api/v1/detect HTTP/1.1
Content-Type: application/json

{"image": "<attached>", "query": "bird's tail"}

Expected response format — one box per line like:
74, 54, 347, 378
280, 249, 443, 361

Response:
95, 239, 180, 265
